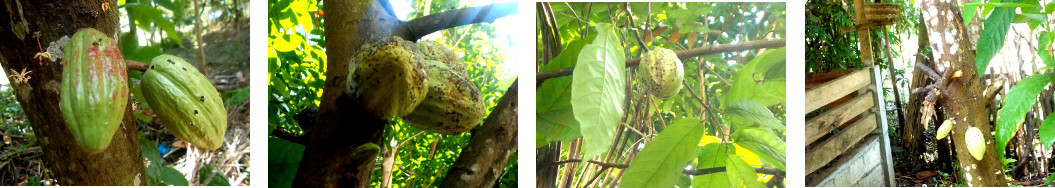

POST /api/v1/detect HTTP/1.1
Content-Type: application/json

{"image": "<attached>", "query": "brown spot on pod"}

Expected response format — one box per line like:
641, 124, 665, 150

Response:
194, 110, 198, 115
200, 96, 205, 102
182, 67, 187, 71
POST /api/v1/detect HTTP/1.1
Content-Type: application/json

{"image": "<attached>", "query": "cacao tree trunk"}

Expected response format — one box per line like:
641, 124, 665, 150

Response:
921, 0, 1008, 186
292, 0, 517, 187
0, 0, 147, 185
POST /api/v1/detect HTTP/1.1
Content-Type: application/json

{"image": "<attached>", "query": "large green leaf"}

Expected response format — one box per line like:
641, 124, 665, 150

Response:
732, 128, 786, 171
727, 153, 766, 188
1040, 31, 1055, 68
724, 47, 786, 108
975, 0, 1021, 76
725, 99, 786, 132
996, 73, 1051, 157
269, 137, 305, 188
199, 164, 231, 186
161, 167, 189, 186
621, 118, 706, 188
963, 0, 982, 26
692, 143, 733, 188
537, 39, 590, 147
1039, 113, 1055, 149
125, 4, 182, 46
139, 134, 164, 186
571, 23, 626, 161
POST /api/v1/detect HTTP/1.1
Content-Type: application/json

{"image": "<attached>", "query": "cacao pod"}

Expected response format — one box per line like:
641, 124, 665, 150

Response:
59, 28, 129, 154
403, 60, 486, 134
637, 47, 684, 98
965, 127, 986, 161
141, 54, 227, 150
346, 36, 429, 119
936, 119, 953, 140
416, 40, 465, 72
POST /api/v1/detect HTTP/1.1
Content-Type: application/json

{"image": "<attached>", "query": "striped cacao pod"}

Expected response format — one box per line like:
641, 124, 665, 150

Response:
141, 55, 226, 150
59, 28, 128, 154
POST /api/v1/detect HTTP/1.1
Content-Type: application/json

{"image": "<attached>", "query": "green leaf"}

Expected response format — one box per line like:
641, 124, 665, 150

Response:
692, 143, 733, 188
537, 39, 590, 147
723, 47, 786, 108
269, 137, 305, 188
571, 23, 626, 161
725, 99, 785, 132
1046, 171, 1055, 185
621, 118, 706, 188
733, 128, 786, 171
126, 4, 182, 46
727, 153, 766, 188
1039, 113, 1055, 150
139, 134, 163, 186
963, 2, 1038, 8
199, 164, 231, 186
976, 0, 1021, 76
1041, 32, 1055, 68
996, 73, 1051, 158
963, 0, 982, 26
161, 166, 189, 186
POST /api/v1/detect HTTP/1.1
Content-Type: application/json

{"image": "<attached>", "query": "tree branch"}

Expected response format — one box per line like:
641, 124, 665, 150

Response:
271, 128, 306, 145
536, 39, 786, 86
393, 2, 517, 42
126, 60, 148, 72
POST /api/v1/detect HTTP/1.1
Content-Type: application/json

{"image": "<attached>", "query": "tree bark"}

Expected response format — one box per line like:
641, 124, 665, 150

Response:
293, 0, 517, 187
441, 79, 518, 187
0, 0, 147, 185
921, 0, 1008, 186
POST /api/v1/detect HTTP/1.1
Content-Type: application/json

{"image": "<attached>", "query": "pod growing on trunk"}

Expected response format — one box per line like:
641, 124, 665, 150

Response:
60, 28, 129, 154
346, 36, 429, 119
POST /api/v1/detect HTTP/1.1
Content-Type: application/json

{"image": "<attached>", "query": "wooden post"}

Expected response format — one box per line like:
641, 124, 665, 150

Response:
855, 0, 874, 67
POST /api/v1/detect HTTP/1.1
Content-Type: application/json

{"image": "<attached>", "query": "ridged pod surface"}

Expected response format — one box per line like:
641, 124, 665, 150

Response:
403, 60, 485, 134
965, 127, 986, 161
141, 55, 227, 150
417, 40, 466, 73
346, 36, 429, 119
637, 47, 684, 98
59, 28, 129, 154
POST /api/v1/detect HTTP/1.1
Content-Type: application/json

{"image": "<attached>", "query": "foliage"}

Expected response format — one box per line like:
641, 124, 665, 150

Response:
267, 0, 516, 186
536, 2, 785, 187
804, 0, 918, 72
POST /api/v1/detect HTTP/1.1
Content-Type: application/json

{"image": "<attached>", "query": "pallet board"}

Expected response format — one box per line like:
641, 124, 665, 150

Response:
805, 112, 878, 174
805, 69, 871, 113
806, 92, 875, 145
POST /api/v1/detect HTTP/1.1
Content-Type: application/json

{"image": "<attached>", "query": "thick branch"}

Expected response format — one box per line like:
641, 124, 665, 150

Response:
271, 128, 306, 145
440, 79, 519, 187
393, 2, 517, 41
536, 39, 786, 85
127, 60, 148, 72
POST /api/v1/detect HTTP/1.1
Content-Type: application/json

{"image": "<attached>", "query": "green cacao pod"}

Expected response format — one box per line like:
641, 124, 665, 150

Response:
141, 55, 227, 150
346, 36, 429, 119
965, 127, 986, 161
403, 60, 485, 134
637, 47, 684, 98
59, 28, 129, 154
936, 119, 953, 140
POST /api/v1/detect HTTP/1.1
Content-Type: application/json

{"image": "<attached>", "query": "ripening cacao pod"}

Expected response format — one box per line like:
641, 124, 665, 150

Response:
346, 36, 429, 119
141, 55, 227, 150
965, 127, 986, 161
60, 28, 129, 154
936, 119, 953, 140
637, 47, 684, 98
403, 60, 486, 134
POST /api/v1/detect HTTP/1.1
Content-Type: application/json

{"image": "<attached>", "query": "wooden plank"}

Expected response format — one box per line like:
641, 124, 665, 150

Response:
808, 134, 881, 186
806, 70, 855, 88
805, 69, 871, 113
806, 92, 875, 145
805, 113, 878, 174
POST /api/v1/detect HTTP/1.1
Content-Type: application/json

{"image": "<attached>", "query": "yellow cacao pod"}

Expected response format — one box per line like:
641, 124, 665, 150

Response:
965, 127, 986, 161
346, 36, 428, 119
936, 119, 953, 140
637, 47, 684, 98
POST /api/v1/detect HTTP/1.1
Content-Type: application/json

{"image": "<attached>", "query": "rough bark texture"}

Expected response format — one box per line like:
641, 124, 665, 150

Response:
921, 0, 1008, 186
441, 79, 518, 187
292, 0, 517, 187
902, 13, 932, 163
293, 1, 393, 187
0, 0, 147, 185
